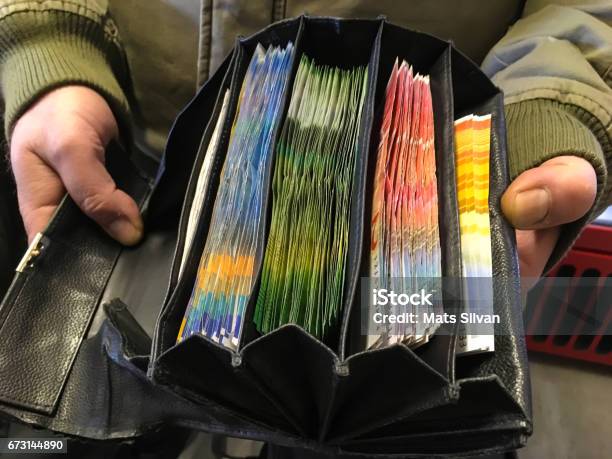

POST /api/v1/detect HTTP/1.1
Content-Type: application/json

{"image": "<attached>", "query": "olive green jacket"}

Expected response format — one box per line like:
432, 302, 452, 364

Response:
0, 0, 611, 269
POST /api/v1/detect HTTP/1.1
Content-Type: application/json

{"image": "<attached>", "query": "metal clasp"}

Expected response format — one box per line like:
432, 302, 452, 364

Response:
16, 232, 46, 273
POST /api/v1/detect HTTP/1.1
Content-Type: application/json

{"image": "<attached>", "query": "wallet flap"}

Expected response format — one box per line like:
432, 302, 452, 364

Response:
0, 143, 151, 415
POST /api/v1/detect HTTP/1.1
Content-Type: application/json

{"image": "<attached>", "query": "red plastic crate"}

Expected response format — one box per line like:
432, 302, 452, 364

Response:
525, 224, 612, 366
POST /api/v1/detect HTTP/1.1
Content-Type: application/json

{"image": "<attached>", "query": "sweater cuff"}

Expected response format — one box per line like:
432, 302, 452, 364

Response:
505, 98, 610, 272
0, 10, 130, 139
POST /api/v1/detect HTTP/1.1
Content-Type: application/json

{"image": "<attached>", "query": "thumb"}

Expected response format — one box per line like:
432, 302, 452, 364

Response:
52, 142, 143, 245
502, 155, 597, 230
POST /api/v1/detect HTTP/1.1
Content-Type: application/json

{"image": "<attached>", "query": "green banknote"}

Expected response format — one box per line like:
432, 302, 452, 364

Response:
255, 56, 368, 339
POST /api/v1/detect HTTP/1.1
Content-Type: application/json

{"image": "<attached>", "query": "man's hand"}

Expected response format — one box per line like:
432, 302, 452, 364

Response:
502, 156, 597, 289
11, 86, 143, 245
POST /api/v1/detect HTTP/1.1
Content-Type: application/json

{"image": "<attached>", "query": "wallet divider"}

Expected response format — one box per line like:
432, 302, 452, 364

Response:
334, 17, 384, 360
339, 378, 530, 456
323, 344, 455, 443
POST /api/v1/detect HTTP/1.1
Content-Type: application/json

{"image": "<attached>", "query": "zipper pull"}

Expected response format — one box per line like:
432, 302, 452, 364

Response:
16, 233, 47, 273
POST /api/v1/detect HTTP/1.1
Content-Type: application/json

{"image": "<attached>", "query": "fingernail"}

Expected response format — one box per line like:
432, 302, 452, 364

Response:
107, 217, 143, 246
512, 188, 550, 227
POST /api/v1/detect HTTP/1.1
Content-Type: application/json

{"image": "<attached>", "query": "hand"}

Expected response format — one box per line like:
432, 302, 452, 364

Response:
11, 86, 143, 246
502, 156, 597, 290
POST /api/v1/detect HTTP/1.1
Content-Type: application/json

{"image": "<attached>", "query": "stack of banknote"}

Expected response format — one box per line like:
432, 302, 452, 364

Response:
368, 60, 443, 350
178, 43, 294, 349
254, 55, 368, 340
454, 114, 495, 354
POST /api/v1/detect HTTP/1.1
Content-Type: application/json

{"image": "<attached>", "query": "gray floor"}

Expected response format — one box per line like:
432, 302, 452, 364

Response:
519, 353, 612, 459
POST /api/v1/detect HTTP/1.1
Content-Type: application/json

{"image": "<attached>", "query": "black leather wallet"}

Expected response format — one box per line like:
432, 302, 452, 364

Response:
0, 17, 531, 457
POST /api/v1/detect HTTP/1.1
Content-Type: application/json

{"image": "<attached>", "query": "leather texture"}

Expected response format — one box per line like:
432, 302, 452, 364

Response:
0, 16, 531, 457
0, 143, 151, 415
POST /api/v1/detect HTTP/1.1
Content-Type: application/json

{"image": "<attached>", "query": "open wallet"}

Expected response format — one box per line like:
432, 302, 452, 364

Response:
0, 17, 532, 457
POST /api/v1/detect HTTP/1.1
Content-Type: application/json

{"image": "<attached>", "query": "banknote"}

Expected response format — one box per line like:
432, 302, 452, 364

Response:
178, 43, 294, 349
180, 90, 230, 277
254, 56, 368, 339
455, 114, 495, 354
368, 60, 442, 350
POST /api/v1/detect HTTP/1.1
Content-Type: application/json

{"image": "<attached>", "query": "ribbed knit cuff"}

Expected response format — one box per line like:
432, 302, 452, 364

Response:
0, 9, 130, 139
505, 98, 610, 272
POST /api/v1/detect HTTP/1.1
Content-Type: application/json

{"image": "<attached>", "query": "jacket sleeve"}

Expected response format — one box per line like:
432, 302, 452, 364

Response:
0, 0, 131, 139
481, 0, 612, 271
